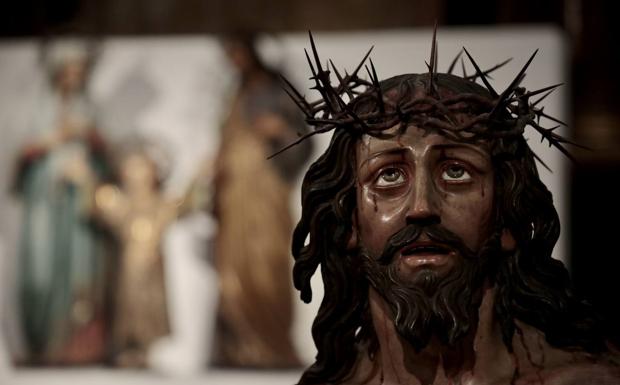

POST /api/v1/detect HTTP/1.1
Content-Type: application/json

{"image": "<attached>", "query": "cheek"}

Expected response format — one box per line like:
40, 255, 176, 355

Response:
443, 190, 494, 251
356, 187, 409, 255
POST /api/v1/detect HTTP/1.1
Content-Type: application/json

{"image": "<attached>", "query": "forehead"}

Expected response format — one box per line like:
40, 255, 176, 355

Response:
356, 125, 491, 164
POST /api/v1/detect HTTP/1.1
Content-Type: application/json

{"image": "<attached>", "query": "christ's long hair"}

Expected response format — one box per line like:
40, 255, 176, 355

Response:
291, 76, 607, 385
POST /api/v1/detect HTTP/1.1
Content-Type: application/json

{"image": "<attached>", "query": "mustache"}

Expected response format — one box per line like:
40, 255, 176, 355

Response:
377, 223, 475, 265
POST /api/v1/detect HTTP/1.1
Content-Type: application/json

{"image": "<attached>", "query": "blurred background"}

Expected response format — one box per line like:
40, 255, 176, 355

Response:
0, 0, 618, 384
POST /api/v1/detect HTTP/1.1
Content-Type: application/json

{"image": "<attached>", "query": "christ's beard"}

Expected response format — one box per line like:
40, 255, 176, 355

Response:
362, 224, 497, 352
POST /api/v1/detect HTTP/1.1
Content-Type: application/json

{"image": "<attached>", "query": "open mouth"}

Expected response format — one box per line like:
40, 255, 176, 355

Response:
401, 242, 453, 256
400, 241, 454, 268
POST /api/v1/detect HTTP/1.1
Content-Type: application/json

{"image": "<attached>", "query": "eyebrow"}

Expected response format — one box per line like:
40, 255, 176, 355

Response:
432, 143, 489, 159
358, 147, 409, 169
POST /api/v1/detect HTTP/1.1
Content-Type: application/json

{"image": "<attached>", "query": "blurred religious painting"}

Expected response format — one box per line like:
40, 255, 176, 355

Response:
11, 39, 111, 365
1, 36, 229, 372
210, 33, 313, 368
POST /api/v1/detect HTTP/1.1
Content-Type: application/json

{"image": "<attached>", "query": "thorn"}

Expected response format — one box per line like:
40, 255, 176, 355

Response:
506, 49, 539, 95
519, 83, 563, 100
428, 21, 438, 95
330, 59, 354, 99
268, 125, 333, 159
460, 57, 468, 78
536, 106, 544, 124
491, 49, 538, 116
464, 57, 512, 81
369, 57, 380, 83
531, 88, 556, 106
279, 74, 312, 117
539, 125, 560, 142
535, 109, 568, 127
369, 57, 385, 114
429, 21, 438, 72
308, 31, 324, 74
529, 119, 579, 162
365, 64, 372, 82
281, 85, 310, 117
489, 72, 525, 119
463, 47, 498, 98
304, 48, 317, 79
329, 59, 342, 80
350, 46, 375, 79
532, 151, 552, 172
447, 49, 463, 74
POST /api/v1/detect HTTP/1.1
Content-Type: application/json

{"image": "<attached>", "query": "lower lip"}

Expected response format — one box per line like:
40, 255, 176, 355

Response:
401, 253, 451, 269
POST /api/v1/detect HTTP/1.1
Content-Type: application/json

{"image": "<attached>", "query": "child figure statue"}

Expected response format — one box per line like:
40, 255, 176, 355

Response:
94, 146, 178, 367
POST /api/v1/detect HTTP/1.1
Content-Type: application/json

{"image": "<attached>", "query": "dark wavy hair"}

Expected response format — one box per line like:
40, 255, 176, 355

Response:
291, 73, 607, 385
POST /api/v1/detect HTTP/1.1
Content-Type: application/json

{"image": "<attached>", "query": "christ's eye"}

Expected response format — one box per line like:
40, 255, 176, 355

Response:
376, 167, 405, 187
441, 165, 471, 182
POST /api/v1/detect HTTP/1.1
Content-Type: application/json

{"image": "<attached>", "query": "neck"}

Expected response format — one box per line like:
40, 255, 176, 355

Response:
367, 285, 513, 385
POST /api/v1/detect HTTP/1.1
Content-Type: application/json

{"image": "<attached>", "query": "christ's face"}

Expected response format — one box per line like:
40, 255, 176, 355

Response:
354, 124, 495, 284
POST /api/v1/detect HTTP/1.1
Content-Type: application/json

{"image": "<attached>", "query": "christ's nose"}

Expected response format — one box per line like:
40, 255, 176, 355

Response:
405, 169, 440, 227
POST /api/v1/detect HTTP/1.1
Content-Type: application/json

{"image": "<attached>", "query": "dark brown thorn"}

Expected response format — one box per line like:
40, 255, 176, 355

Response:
535, 109, 567, 126
553, 134, 591, 150
506, 49, 538, 95
536, 106, 544, 124
429, 20, 438, 73
530, 119, 587, 148
267, 125, 333, 159
308, 31, 325, 74
306, 34, 342, 114
463, 47, 498, 98
447, 49, 463, 74
460, 57, 468, 77
365, 65, 373, 82
434, 41, 439, 73
531, 88, 556, 106
531, 151, 552, 172
329, 59, 354, 99
368, 58, 380, 84
279, 74, 312, 113
304, 48, 317, 79
369, 57, 385, 114
540, 125, 561, 142
281, 83, 311, 118
465, 58, 512, 80
518, 83, 563, 100
528, 120, 581, 161
428, 21, 438, 95
489, 72, 525, 119
553, 143, 576, 162
350, 46, 375, 80
329, 59, 342, 81
337, 95, 369, 130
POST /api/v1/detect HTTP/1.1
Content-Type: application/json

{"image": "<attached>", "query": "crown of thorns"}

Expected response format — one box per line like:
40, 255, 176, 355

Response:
272, 29, 585, 169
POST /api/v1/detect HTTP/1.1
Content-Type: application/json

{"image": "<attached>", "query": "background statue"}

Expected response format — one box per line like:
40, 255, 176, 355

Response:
93, 144, 178, 367
12, 39, 110, 365
211, 33, 312, 368
288, 32, 620, 385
